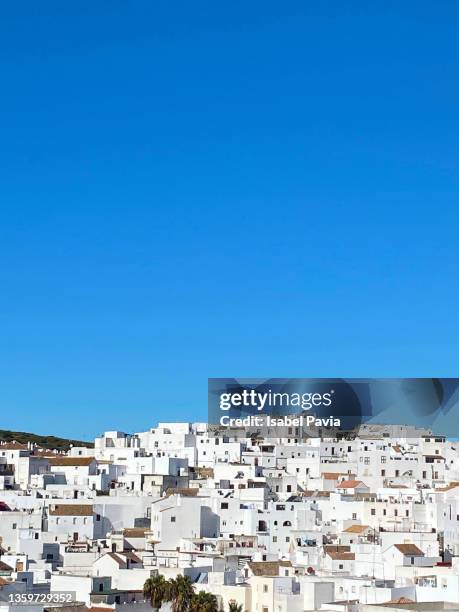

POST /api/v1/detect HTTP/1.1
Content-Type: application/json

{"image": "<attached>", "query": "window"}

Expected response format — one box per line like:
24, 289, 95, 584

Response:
364, 457, 370, 465
273, 536, 277, 542
381, 470, 385, 476
339, 563, 344, 569
371, 509, 376, 516
381, 456, 386, 463
263, 585, 268, 593
352, 513, 357, 520
221, 503, 228, 509
171, 516, 176, 523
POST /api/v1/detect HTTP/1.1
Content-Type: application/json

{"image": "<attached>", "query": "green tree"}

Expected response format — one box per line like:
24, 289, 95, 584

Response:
190, 591, 219, 612
143, 575, 167, 612
164, 574, 195, 612
228, 603, 243, 612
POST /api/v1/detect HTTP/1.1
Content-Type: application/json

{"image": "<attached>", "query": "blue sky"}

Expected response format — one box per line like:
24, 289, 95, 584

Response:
1, 2, 459, 440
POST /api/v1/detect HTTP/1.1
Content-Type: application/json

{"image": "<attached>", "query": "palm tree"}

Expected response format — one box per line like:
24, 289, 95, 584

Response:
190, 591, 218, 612
164, 574, 195, 612
143, 575, 167, 612
228, 603, 243, 612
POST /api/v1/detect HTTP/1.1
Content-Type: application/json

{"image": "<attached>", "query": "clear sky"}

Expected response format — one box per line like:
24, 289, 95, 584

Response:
1, 2, 459, 440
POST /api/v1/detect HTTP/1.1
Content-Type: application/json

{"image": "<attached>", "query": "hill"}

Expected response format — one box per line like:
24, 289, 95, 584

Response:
0, 429, 94, 451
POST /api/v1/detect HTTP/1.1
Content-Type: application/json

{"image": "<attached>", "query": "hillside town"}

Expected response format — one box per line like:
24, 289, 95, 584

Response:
1, 423, 459, 611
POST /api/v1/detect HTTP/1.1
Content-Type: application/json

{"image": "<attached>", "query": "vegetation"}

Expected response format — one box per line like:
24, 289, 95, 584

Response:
228, 603, 244, 612
163, 575, 195, 612
143, 575, 167, 612
144, 576, 221, 612
0, 429, 94, 451
190, 591, 219, 612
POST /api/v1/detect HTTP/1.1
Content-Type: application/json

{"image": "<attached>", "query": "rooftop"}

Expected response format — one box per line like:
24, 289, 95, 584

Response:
49, 504, 94, 516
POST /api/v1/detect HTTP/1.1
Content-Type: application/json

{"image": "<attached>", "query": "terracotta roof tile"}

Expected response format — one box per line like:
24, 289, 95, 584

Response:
337, 479, 365, 489
343, 525, 370, 533
0, 443, 28, 450
248, 561, 292, 576
327, 551, 355, 560
324, 545, 351, 553
393, 543, 424, 556
49, 457, 95, 467
0, 561, 13, 571
49, 504, 93, 516
106, 553, 126, 567
437, 482, 459, 492
123, 528, 149, 538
